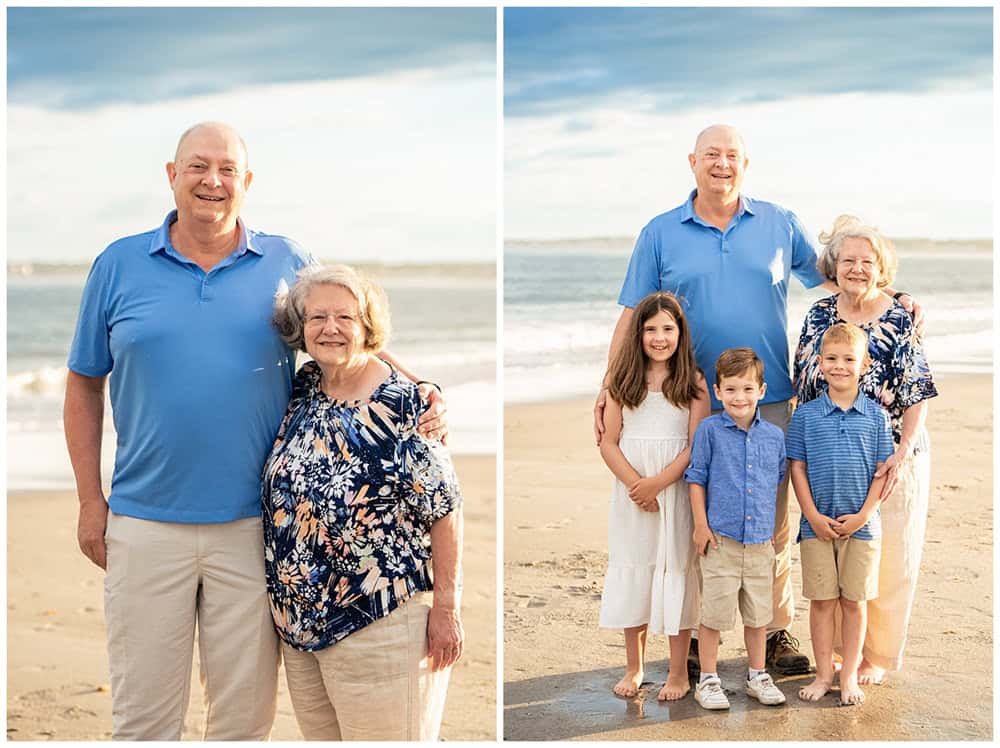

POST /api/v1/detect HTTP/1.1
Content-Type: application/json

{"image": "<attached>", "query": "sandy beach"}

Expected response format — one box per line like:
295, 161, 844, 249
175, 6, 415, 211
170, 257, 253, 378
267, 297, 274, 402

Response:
503, 375, 991, 741
6, 455, 496, 741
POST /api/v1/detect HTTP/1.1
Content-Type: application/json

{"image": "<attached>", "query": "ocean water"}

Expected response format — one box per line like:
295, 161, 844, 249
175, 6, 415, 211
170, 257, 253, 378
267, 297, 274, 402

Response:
8, 263, 497, 490
504, 238, 992, 404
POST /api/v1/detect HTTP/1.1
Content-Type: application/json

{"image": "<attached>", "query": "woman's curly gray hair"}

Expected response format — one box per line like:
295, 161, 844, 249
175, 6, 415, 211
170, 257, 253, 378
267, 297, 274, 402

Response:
272, 264, 391, 353
816, 214, 898, 288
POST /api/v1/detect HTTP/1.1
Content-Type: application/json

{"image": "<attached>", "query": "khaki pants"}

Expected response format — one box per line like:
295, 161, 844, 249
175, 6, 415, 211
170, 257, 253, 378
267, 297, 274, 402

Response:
104, 513, 279, 740
281, 591, 451, 741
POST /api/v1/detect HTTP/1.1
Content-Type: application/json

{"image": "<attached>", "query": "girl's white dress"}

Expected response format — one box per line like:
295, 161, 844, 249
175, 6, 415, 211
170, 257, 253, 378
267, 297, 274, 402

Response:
598, 393, 700, 635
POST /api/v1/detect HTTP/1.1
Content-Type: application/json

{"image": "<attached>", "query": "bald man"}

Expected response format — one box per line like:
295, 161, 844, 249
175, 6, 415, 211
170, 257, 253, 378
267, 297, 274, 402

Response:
65, 123, 445, 739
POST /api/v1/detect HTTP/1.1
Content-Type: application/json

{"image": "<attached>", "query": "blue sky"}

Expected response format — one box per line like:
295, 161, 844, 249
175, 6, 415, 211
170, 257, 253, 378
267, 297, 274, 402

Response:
504, 7, 993, 240
9, 8, 494, 110
7, 7, 496, 263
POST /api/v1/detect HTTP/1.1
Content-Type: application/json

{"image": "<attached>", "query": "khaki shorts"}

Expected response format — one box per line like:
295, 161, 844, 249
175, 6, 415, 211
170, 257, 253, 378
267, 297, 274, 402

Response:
800, 536, 881, 602
698, 534, 775, 631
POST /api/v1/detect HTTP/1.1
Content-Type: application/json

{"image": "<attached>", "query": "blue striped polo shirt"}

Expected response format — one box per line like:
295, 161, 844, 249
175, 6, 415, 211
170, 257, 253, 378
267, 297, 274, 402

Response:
786, 391, 894, 541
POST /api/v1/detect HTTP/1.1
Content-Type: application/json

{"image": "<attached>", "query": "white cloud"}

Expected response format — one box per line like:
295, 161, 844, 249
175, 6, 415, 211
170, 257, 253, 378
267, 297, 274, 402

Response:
8, 65, 496, 264
505, 90, 992, 240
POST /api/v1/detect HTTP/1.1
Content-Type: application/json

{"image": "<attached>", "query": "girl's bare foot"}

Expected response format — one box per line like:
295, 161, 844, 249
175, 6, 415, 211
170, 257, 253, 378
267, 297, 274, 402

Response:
657, 671, 690, 701
857, 659, 886, 685
831, 656, 842, 675
839, 673, 866, 706
798, 677, 833, 702
613, 670, 644, 698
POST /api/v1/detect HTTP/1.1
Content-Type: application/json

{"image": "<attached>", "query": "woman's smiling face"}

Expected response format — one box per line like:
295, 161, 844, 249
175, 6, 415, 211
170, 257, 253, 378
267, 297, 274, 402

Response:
836, 236, 881, 299
302, 283, 366, 370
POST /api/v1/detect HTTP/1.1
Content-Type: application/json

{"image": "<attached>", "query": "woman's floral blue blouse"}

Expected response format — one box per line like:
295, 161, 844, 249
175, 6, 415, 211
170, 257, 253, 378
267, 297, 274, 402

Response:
793, 295, 938, 446
262, 361, 462, 651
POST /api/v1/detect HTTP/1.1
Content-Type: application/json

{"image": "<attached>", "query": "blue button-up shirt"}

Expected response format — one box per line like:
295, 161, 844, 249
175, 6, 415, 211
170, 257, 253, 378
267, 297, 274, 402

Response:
619, 191, 825, 410
786, 391, 894, 541
684, 409, 787, 545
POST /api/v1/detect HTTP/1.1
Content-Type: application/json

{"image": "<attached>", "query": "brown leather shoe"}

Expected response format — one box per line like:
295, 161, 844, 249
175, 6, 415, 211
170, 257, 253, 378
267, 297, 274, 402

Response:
765, 630, 812, 675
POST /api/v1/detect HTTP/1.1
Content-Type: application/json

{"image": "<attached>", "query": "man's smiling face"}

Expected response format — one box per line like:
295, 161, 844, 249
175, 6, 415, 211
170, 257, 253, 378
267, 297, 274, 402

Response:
688, 126, 748, 201
166, 124, 252, 230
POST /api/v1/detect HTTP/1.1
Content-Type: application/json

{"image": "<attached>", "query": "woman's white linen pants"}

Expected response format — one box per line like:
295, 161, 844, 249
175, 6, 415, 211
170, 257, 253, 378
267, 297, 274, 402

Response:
103, 513, 279, 740
834, 443, 932, 670
280, 591, 452, 740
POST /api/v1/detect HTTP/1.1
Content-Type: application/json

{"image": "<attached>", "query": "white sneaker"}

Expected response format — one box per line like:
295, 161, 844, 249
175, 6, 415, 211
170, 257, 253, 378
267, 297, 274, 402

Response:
694, 676, 730, 710
746, 672, 786, 705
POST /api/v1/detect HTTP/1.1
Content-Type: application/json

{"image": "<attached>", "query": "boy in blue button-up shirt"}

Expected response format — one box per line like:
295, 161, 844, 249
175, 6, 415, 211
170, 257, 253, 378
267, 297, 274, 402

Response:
787, 323, 893, 707
684, 348, 787, 710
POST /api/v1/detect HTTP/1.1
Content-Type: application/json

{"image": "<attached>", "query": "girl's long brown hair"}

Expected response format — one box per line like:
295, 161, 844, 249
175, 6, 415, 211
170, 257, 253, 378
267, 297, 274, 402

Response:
607, 292, 702, 410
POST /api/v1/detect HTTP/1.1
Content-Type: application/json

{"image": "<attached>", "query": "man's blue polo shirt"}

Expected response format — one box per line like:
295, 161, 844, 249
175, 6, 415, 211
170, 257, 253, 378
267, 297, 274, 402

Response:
619, 191, 825, 410
68, 211, 311, 523
786, 392, 894, 541
683, 409, 787, 545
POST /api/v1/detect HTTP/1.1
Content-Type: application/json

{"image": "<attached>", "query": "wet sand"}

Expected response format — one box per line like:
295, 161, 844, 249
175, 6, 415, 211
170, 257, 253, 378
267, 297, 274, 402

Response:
6, 455, 496, 741
504, 375, 991, 740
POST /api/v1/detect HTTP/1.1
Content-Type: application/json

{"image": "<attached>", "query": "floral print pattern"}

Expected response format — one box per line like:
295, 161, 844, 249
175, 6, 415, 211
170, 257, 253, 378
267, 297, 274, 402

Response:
262, 361, 461, 651
793, 295, 938, 444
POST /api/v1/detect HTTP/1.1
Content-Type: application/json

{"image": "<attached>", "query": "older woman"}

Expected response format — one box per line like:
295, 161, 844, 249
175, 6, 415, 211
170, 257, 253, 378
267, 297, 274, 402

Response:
262, 264, 463, 741
793, 215, 937, 685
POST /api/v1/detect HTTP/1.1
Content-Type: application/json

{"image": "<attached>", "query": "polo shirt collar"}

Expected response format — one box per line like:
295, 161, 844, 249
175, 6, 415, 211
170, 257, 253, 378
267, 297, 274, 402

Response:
148, 210, 260, 258
719, 406, 762, 431
680, 189, 755, 223
819, 390, 869, 415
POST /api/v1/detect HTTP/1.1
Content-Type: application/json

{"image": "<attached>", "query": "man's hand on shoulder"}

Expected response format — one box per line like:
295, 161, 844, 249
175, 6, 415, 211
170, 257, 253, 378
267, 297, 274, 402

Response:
594, 388, 608, 446
893, 292, 925, 336
78, 497, 109, 570
417, 384, 448, 444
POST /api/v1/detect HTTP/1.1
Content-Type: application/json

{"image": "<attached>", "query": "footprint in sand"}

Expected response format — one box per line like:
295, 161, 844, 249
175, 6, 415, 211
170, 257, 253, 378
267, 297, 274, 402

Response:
542, 518, 573, 530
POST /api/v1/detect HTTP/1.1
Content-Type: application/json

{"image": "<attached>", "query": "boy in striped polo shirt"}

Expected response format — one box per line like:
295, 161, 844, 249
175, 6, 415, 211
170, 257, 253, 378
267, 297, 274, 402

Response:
786, 323, 893, 706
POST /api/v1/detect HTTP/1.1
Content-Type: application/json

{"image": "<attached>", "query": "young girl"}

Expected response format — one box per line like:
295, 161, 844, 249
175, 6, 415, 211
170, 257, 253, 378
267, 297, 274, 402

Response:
598, 292, 709, 701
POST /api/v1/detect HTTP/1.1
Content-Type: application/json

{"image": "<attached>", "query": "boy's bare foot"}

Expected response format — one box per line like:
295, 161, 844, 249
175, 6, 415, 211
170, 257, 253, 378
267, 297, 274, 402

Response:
657, 672, 690, 701
613, 670, 644, 698
798, 677, 833, 702
857, 659, 887, 685
839, 674, 866, 706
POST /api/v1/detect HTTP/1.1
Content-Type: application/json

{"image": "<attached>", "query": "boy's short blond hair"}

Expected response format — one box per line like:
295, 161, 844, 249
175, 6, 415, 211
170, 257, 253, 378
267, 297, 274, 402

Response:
820, 323, 869, 359
714, 347, 764, 387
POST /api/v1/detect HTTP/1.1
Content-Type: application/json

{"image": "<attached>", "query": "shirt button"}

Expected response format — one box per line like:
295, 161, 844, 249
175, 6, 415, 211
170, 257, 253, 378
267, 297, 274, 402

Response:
748, 464, 752, 469
746, 515, 752, 521
748, 488, 752, 494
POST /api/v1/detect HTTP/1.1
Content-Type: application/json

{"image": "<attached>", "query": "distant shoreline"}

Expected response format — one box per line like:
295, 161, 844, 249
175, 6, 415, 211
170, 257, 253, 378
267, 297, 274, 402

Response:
506, 237, 993, 253
7, 259, 497, 278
